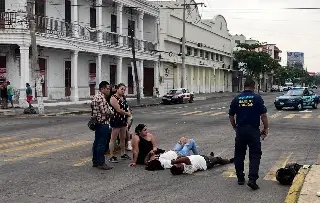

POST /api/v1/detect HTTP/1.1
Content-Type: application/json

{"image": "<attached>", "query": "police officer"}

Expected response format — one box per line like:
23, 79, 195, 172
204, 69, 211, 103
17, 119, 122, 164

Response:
228, 78, 269, 190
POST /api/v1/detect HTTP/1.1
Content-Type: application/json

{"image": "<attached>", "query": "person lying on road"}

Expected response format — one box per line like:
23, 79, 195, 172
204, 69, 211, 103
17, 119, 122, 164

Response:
170, 153, 234, 175
144, 137, 200, 170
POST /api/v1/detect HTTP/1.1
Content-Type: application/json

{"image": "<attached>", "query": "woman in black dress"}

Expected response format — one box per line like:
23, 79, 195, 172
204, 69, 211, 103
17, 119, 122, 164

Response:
108, 83, 131, 163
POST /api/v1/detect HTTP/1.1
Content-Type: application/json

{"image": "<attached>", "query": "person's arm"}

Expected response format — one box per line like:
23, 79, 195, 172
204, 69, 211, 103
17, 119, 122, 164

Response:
150, 134, 157, 152
110, 96, 130, 116
228, 97, 238, 130
144, 150, 154, 165
258, 96, 269, 138
129, 136, 139, 166
171, 157, 191, 165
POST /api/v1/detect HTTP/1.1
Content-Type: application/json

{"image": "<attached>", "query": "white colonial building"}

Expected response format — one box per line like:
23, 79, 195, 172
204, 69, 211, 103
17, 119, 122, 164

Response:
0, 0, 234, 106
153, 0, 233, 95
0, 0, 159, 106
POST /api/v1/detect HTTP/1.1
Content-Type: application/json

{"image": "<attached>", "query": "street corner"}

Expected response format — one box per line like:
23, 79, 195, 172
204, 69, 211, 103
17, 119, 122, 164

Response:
284, 165, 312, 203
293, 165, 320, 203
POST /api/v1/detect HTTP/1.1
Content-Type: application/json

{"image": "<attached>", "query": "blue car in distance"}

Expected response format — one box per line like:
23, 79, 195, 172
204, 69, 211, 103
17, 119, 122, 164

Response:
274, 88, 320, 110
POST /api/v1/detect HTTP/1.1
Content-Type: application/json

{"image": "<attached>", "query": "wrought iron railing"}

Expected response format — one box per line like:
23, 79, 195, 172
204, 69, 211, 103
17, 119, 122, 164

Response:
0, 12, 157, 52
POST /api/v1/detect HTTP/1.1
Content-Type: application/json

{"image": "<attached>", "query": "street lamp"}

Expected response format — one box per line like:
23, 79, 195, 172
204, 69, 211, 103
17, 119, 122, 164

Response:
258, 73, 263, 93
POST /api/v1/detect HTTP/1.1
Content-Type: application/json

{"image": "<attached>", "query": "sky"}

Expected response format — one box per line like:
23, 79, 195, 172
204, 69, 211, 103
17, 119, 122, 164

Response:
151, 0, 320, 72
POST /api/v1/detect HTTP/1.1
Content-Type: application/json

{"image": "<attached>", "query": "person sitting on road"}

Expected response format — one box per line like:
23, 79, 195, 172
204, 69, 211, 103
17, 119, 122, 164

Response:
144, 137, 200, 171
170, 153, 234, 175
129, 124, 158, 167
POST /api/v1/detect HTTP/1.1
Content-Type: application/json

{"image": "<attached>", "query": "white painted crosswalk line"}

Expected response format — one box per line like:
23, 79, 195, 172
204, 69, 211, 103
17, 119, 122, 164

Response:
181, 111, 203, 116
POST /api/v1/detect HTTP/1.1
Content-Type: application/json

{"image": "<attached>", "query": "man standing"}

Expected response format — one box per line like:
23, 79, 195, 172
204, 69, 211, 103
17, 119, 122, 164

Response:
6, 81, 14, 108
91, 81, 113, 170
228, 78, 268, 190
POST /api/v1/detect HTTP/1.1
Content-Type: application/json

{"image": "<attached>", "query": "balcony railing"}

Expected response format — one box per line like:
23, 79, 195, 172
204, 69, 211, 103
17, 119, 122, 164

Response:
0, 12, 17, 29
0, 12, 157, 53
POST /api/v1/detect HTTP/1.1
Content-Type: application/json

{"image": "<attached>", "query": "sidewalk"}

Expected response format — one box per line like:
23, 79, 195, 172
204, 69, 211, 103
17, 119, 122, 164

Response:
0, 91, 268, 117
285, 165, 320, 203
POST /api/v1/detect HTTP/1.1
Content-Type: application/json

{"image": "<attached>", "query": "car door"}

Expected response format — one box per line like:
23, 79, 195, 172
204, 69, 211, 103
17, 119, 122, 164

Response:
302, 90, 312, 105
308, 90, 317, 104
182, 89, 187, 101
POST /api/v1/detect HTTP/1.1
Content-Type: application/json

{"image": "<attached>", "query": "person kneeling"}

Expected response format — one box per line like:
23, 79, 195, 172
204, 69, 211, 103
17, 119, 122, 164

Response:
170, 153, 234, 175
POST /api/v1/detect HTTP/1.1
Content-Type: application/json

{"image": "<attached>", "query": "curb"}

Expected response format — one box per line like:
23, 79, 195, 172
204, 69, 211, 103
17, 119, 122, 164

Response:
284, 167, 311, 203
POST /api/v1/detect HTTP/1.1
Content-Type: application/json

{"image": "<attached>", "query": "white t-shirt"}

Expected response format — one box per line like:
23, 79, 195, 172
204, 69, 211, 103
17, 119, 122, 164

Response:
183, 155, 207, 174
158, 150, 178, 169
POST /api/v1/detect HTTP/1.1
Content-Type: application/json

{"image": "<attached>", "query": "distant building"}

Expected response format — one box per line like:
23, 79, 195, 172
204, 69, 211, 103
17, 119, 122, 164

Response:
287, 52, 304, 69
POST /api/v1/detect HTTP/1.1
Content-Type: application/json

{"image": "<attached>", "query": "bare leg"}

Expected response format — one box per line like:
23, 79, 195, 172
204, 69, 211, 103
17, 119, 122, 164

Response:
109, 128, 120, 157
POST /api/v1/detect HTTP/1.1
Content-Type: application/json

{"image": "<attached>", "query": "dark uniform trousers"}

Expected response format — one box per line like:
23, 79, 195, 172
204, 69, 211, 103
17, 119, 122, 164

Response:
235, 125, 262, 181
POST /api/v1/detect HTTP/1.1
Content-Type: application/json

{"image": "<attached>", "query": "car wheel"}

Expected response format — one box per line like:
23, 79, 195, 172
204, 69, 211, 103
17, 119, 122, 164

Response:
295, 102, 303, 110
189, 97, 194, 103
312, 102, 318, 109
179, 97, 184, 104
276, 106, 283, 110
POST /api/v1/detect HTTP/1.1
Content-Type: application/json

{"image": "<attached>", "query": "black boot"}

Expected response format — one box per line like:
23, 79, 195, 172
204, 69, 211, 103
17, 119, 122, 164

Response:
247, 180, 260, 190
237, 176, 245, 185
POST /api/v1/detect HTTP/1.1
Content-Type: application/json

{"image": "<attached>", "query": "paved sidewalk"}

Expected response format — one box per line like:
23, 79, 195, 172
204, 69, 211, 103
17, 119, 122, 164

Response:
0, 92, 270, 117
285, 165, 320, 203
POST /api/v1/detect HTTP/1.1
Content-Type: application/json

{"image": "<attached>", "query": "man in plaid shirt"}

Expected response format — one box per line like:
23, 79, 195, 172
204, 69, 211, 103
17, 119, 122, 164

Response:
92, 81, 113, 170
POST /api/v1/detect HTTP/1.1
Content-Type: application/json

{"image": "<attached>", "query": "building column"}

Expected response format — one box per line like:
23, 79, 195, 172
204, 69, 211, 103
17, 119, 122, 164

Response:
138, 11, 144, 50
139, 60, 144, 98
213, 68, 216, 92
190, 66, 194, 93
71, 0, 79, 38
117, 3, 123, 46
116, 57, 122, 84
71, 51, 79, 102
19, 45, 30, 108
196, 66, 200, 93
208, 68, 211, 92
96, 0, 103, 43
96, 54, 102, 87
218, 69, 221, 92
202, 68, 206, 93
222, 70, 225, 92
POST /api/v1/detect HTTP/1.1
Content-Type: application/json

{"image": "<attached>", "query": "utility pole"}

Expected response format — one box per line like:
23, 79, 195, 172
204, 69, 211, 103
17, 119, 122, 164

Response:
127, 7, 141, 105
27, 0, 44, 114
180, 1, 205, 88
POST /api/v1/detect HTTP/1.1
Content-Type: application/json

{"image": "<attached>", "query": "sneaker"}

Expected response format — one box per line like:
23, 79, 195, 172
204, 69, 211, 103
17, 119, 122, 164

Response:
247, 180, 260, 190
97, 164, 113, 170
109, 156, 118, 163
238, 177, 245, 185
126, 141, 132, 151
121, 154, 131, 160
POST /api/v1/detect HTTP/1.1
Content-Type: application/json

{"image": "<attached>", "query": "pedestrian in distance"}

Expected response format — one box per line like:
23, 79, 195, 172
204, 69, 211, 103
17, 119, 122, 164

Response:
228, 78, 269, 190
6, 81, 14, 108
91, 81, 113, 170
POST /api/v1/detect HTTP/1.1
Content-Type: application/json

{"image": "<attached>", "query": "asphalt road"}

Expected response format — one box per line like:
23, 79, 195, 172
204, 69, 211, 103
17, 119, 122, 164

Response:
1, 91, 320, 203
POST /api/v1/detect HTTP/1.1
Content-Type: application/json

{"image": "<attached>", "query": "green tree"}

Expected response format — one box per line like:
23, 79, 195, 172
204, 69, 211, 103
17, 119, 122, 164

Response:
234, 43, 281, 80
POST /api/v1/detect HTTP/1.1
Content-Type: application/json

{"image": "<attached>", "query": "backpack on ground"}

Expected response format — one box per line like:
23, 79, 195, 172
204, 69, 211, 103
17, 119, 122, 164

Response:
276, 163, 302, 185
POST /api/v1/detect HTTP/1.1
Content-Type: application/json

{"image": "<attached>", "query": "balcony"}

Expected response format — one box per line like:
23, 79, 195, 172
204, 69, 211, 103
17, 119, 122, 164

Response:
0, 12, 157, 53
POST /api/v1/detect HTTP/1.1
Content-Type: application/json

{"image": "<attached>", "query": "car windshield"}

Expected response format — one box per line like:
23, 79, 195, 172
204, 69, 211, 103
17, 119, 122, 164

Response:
168, 90, 182, 94
285, 89, 303, 96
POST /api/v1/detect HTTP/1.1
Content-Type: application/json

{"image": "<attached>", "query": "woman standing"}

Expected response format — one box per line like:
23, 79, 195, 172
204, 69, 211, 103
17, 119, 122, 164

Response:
109, 83, 131, 163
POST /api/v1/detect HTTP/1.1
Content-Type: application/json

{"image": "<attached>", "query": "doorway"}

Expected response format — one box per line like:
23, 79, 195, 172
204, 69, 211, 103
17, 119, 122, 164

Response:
89, 63, 96, 96
143, 67, 154, 96
37, 58, 46, 97
65, 61, 71, 97
128, 66, 133, 94
110, 65, 116, 86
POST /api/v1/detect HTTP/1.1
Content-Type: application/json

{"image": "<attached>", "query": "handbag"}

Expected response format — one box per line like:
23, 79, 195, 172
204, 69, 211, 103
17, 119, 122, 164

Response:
88, 103, 97, 131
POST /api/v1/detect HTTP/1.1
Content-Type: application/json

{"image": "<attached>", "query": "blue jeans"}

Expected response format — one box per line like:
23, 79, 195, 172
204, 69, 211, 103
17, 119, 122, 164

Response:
173, 139, 199, 156
92, 124, 110, 165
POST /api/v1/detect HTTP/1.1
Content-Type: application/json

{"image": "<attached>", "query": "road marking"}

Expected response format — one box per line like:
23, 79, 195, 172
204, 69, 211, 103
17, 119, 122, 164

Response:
269, 113, 282, 119
0, 137, 15, 142
222, 160, 249, 178
167, 111, 187, 114
210, 112, 226, 116
318, 115, 320, 119
0, 138, 42, 148
264, 152, 293, 181
181, 111, 202, 115
73, 157, 92, 167
317, 154, 320, 164
1, 141, 91, 162
194, 111, 216, 116
284, 114, 298, 119
301, 114, 312, 119
0, 139, 63, 153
